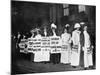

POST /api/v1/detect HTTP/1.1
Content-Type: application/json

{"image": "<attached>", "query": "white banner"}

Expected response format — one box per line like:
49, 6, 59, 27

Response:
27, 38, 41, 52
20, 36, 62, 53
19, 39, 28, 53
41, 37, 50, 51
50, 36, 61, 53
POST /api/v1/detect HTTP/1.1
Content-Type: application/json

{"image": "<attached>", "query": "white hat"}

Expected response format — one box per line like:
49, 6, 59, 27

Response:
51, 23, 57, 29
80, 22, 85, 25
65, 24, 70, 28
74, 23, 81, 28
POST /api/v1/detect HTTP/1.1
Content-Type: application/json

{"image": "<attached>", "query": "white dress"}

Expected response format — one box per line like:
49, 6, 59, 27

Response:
41, 36, 50, 62
71, 30, 81, 66
60, 33, 71, 64
34, 34, 43, 62
83, 31, 93, 67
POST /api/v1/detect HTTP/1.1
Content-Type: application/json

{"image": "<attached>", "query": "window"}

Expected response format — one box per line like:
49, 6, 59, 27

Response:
63, 4, 69, 16
78, 5, 86, 12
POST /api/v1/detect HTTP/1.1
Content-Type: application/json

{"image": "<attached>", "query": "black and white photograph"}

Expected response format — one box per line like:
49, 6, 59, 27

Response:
11, 0, 96, 74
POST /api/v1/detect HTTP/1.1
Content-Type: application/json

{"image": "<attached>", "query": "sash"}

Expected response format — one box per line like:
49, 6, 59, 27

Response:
87, 47, 93, 54
62, 45, 68, 51
72, 45, 79, 53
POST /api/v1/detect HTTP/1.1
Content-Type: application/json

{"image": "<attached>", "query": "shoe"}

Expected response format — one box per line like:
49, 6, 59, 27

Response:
89, 66, 94, 69
72, 66, 77, 68
84, 67, 89, 70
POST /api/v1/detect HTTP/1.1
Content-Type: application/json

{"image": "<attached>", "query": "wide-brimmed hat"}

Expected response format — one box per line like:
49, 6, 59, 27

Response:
51, 23, 57, 29
65, 24, 70, 28
74, 23, 81, 28
80, 22, 85, 25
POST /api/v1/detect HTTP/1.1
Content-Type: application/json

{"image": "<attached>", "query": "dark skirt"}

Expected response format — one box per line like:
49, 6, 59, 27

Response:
50, 53, 61, 64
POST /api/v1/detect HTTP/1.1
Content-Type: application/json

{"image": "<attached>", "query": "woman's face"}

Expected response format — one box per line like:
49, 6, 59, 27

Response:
44, 30, 47, 36
76, 27, 80, 30
84, 26, 87, 31
64, 29, 67, 33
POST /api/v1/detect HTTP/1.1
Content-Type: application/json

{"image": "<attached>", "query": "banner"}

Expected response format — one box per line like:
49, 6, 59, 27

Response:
50, 36, 61, 53
27, 38, 41, 52
41, 37, 50, 51
19, 39, 28, 53
19, 36, 62, 53
27, 38, 35, 52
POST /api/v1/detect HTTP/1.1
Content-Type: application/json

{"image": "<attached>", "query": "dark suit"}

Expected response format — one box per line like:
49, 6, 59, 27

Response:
50, 30, 61, 64
79, 32, 85, 67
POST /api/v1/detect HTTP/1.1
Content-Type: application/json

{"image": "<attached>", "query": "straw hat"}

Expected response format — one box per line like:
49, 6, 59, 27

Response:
74, 23, 81, 28
80, 22, 85, 25
51, 23, 57, 29
65, 24, 70, 28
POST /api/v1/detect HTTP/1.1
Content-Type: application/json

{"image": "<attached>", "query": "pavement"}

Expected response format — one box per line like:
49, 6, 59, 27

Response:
11, 40, 96, 75
11, 57, 95, 74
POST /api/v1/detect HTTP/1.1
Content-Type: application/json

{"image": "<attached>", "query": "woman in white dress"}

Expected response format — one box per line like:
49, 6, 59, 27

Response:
82, 26, 93, 69
33, 28, 43, 62
71, 23, 81, 67
41, 27, 50, 63
60, 24, 71, 64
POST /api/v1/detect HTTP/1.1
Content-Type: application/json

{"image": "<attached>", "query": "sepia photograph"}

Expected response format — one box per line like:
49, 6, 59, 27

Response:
11, 0, 96, 74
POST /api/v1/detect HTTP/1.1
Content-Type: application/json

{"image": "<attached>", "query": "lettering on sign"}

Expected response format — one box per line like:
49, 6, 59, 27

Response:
50, 36, 61, 53
27, 38, 41, 52
19, 39, 28, 53
41, 37, 50, 51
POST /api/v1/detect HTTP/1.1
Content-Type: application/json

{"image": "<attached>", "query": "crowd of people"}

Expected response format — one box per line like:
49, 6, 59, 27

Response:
12, 22, 94, 70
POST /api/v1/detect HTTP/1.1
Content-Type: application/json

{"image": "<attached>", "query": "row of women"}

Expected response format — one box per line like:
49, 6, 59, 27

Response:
19, 22, 93, 69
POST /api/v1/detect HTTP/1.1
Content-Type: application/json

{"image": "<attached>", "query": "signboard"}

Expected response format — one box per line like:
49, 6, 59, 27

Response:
33, 38, 41, 52
27, 38, 35, 52
41, 37, 50, 51
50, 36, 61, 53
27, 38, 41, 53
19, 36, 62, 54
19, 39, 28, 53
